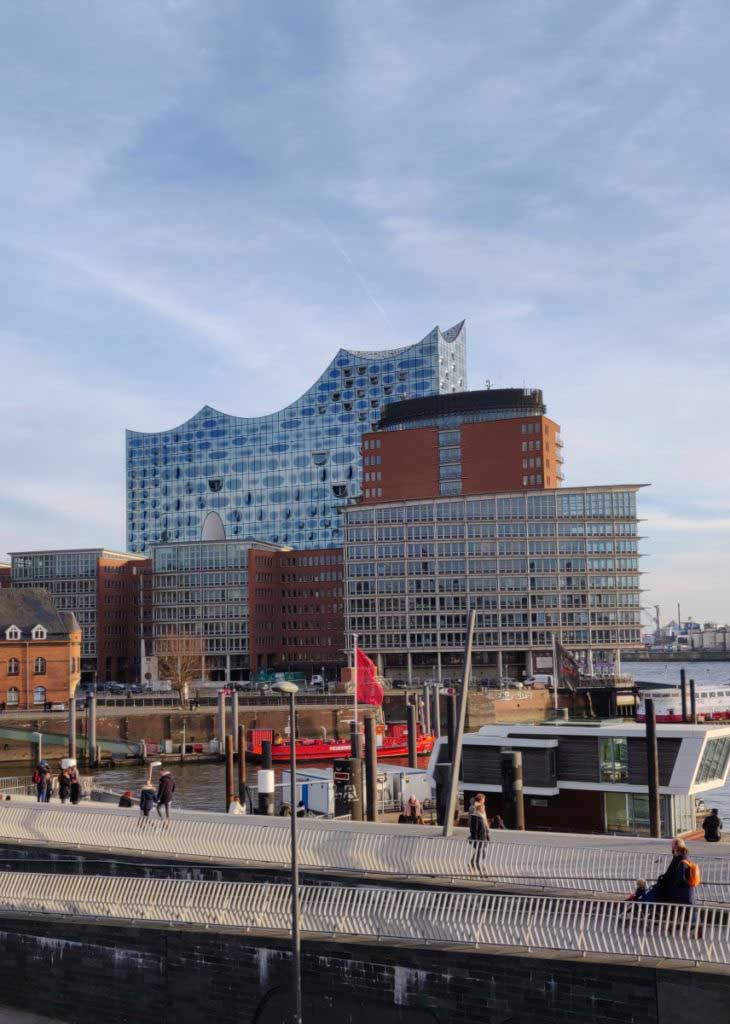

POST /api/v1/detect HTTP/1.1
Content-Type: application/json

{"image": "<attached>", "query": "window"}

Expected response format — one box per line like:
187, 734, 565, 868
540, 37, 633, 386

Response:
34, 657, 47, 675
6, 687, 19, 706
33, 686, 46, 705
600, 737, 628, 782
7, 658, 19, 676
5, 626, 20, 641
31, 625, 47, 641
695, 737, 730, 785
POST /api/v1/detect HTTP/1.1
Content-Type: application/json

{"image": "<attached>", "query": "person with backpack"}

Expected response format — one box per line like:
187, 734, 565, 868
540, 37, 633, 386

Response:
702, 808, 723, 843
655, 838, 701, 906
33, 762, 48, 802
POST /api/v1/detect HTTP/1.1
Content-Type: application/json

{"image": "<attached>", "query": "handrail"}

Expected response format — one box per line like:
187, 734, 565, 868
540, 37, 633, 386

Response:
1, 804, 729, 904
0, 871, 725, 965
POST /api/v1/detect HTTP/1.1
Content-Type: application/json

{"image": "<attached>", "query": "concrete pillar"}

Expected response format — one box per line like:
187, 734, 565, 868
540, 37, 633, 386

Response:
33, 732, 42, 766
376, 653, 384, 677
586, 649, 594, 676
364, 716, 378, 823
614, 648, 622, 677
406, 652, 413, 685
496, 650, 503, 679
217, 690, 226, 753
230, 690, 239, 753
68, 696, 77, 760
350, 721, 362, 759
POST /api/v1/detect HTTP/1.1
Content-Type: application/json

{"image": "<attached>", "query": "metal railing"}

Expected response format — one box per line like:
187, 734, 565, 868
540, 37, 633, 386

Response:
94, 693, 352, 709
1, 804, 730, 903
0, 871, 725, 965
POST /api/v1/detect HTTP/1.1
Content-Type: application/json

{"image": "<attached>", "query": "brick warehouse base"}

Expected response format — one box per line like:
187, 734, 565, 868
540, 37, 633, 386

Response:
0, 916, 726, 1024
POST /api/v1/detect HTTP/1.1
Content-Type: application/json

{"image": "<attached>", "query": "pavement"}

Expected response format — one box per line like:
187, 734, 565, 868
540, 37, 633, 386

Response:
0, 1008, 67, 1024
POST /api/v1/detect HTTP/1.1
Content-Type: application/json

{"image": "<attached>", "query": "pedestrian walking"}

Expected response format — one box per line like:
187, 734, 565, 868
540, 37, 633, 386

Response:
58, 769, 71, 804
33, 762, 48, 802
44, 767, 54, 802
118, 790, 134, 808
468, 793, 490, 872
490, 814, 506, 829
702, 808, 723, 843
139, 781, 156, 820
155, 769, 175, 820
68, 763, 80, 805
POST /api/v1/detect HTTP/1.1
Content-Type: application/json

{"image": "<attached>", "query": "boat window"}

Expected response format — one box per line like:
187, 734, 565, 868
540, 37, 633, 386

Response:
600, 737, 628, 783
708, 692, 716, 699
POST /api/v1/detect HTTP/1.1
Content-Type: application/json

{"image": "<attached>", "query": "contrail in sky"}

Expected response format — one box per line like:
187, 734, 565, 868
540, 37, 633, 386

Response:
325, 229, 396, 331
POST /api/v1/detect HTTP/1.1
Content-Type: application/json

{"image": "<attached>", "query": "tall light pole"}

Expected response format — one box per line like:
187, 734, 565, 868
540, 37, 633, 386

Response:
272, 680, 302, 1024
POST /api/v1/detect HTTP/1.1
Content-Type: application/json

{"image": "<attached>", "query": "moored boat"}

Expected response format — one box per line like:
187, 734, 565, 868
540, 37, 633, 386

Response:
637, 685, 730, 722
247, 723, 435, 762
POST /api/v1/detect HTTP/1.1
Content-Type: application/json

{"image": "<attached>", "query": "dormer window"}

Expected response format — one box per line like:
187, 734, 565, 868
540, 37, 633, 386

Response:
31, 625, 47, 641
5, 626, 20, 642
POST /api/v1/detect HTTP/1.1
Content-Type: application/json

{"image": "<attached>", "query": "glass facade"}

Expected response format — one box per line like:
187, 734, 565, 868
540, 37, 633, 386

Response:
695, 736, 730, 785
343, 486, 642, 662
126, 322, 467, 553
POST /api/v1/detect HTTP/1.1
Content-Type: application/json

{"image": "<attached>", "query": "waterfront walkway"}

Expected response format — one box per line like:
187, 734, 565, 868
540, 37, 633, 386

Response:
0, 869, 724, 967
3, 801, 730, 904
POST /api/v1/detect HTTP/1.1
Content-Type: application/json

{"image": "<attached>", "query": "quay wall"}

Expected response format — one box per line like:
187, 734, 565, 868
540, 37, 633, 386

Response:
0, 914, 725, 1024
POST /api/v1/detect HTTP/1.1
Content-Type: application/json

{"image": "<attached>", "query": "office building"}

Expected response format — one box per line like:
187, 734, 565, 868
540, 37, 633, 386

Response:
361, 388, 562, 502
126, 322, 467, 554
0, 589, 81, 710
0, 564, 10, 589
9, 549, 146, 685
343, 485, 643, 682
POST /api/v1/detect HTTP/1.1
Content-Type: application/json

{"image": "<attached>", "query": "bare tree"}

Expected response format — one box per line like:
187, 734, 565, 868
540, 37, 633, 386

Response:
157, 635, 204, 706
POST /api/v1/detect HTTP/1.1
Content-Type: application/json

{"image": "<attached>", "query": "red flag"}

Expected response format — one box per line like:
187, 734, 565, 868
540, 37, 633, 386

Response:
356, 647, 384, 706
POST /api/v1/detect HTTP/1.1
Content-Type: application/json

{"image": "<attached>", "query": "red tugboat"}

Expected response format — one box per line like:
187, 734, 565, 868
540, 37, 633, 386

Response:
247, 722, 435, 763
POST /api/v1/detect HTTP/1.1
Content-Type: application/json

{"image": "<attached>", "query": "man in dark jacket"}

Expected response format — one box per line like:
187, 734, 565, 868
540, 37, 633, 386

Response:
156, 770, 176, 820
655, 839, 697, 906
702, 808, 722, 842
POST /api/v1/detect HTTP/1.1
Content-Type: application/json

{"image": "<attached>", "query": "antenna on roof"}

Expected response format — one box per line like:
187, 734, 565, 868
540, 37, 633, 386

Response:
485, 379, 491, 390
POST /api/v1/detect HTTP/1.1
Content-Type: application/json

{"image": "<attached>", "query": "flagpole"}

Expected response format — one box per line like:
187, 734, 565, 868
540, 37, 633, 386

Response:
551, 632, 558, 711
353, 632, 358, 738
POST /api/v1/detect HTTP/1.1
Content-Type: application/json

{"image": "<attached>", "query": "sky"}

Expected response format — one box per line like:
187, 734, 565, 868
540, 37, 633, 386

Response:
1, 0, 728, 626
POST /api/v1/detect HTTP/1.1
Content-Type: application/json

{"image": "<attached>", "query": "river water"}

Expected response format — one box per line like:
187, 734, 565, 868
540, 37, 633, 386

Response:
72, 660, 730, 823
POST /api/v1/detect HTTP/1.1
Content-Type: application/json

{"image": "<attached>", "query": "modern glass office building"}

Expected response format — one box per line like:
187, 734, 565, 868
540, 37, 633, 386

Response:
126, 322, 467, 554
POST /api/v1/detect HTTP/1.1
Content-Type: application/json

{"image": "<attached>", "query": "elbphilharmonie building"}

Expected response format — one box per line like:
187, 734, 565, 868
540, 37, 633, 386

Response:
125, 322, 467, 553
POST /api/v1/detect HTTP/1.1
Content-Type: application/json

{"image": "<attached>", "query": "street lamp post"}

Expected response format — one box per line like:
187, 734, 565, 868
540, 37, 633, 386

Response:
272, 680, 302, 1024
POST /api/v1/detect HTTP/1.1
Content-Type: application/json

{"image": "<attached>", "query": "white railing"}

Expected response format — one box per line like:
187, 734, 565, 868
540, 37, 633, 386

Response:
0, 871, 725, 965
1, 803, 729, 904
0, 776, 36, 797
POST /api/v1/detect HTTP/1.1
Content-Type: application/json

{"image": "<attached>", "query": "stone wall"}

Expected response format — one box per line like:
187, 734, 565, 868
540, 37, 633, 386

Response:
0, 915, 724, 1024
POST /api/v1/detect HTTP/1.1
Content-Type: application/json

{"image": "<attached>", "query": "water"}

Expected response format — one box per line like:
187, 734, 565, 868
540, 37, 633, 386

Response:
623, 660, 730, 687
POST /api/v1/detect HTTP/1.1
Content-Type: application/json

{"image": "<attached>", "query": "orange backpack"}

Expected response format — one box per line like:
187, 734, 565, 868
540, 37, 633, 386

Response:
684, 859, 701, 888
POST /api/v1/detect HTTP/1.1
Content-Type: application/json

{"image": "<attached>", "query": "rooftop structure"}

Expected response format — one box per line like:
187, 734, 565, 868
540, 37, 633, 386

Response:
126, 322, 467, 554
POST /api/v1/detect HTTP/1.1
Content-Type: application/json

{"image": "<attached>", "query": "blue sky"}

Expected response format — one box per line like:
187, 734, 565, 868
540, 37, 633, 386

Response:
1, 1, 728, 624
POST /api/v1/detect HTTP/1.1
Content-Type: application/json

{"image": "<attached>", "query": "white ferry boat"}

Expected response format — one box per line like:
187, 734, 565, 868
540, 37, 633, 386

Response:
637, 686, 730, 722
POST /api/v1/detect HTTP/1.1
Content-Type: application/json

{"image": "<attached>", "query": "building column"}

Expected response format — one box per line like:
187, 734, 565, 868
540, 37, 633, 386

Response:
615, 648, 622, 678
496, 649, 503, 679
436, 651, 442, 686
225, 654, 231, 684
376, 653, 384, 677
586, 648, 594, 676
406, 652, 413, 685
524, 650, 533, 678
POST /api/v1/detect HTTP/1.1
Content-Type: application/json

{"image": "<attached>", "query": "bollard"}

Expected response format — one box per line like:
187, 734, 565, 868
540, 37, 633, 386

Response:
434, 762, 451, 826
406, 702, 417, 768
230, 690, 239, 754
87, 693, 97, 768
645, 698, 661, 838
237, 723, 247, 806
68, 695, 77, 760
217, 691, 226, 757
350, 720, 362, 760
500, 750, 525, 830
432, 685, 441, 738
349, 756, 364, 822
680, 668, 688, 723
258, 740, 275, 814
225, 735, 235, 811
690, 679, 698, 724
364, 716, 378, 823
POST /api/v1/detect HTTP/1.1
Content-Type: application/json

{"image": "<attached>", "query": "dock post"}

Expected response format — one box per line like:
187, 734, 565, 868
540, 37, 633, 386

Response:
406, 702, 418, 768
422, 684, 431, 735
680, 668, 688, 723
237, 723, 247, 807
645, 697, 661, 838
87, 692, 97, 768
446, 692, 456, 760
349, 756, 363, 822
225, 734, 235, 811
364, 716, 378, 822
230, 690, 239, 753
258, 740, 275, 814
432, 685, 441, 737
500, 750, 525, 830
690, 679, 698, 724
68, 694, 76, 760
216, 690, 226, 757
350, 720, 362, 760
434, 762, 451, 826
